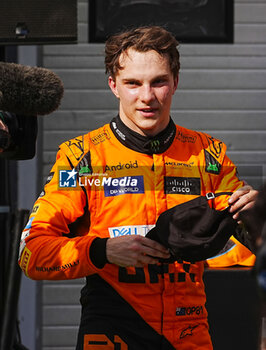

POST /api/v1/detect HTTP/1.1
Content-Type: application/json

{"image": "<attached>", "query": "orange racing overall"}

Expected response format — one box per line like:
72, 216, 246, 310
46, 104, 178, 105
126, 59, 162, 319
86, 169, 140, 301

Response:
19, 116, 245, 350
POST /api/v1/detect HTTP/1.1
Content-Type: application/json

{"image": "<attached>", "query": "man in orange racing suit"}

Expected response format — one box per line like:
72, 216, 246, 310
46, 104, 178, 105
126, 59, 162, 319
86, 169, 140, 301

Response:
19, 26, 257, 350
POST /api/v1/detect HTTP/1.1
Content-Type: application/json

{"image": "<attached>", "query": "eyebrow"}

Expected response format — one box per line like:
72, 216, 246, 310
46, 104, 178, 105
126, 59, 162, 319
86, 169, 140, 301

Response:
122, 74, 170, 83
151, 74, 170, 81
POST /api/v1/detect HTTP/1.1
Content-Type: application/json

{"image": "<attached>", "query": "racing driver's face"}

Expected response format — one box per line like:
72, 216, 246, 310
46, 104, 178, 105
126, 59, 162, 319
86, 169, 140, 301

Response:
108, 48, 178, 137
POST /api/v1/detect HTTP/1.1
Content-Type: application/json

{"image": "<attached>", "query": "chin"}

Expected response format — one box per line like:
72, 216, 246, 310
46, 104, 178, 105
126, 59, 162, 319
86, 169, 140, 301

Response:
138, 122, 162, 136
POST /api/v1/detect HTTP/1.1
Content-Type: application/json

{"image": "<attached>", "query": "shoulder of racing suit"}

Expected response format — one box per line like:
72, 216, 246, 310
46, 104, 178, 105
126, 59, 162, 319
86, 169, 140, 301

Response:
57, 118, 228, 175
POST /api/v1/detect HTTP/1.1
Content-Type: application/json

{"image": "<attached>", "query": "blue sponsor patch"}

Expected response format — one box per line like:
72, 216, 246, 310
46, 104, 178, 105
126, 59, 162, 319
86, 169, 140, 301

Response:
176, 308, 186, 316
25, 217, 35, 230
59, 169, 77, 188
104, 175, 144, 197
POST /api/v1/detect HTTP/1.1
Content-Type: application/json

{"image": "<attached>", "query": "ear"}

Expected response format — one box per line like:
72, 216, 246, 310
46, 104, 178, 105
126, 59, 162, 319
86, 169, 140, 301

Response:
108, 76, 120, 99
173, 75, 179, 94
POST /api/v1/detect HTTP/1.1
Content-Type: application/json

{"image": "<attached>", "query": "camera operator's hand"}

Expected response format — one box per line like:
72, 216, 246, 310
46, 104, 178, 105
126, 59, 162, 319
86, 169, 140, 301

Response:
0, 117, 9, 152
228, 184, 258, 221
106, 235, 170, 267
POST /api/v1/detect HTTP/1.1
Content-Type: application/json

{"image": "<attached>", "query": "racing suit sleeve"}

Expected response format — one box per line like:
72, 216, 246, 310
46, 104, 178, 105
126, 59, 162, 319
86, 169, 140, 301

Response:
198, 132, 245, 208
18, 148, 107, 280
206, 144, 256, 253
211, 152, 245, 201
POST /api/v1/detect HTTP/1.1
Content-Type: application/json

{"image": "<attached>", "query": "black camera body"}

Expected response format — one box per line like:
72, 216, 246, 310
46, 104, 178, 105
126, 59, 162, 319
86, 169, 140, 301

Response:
0, 111, 37, 160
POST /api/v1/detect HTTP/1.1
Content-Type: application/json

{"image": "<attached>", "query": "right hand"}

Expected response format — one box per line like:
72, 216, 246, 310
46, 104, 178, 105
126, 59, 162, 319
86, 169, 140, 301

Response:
106, 235, 170, 267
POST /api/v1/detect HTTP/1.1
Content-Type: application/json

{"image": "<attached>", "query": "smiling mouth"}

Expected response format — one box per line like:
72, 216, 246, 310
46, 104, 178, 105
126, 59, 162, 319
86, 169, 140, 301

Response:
138, 107, 157, 114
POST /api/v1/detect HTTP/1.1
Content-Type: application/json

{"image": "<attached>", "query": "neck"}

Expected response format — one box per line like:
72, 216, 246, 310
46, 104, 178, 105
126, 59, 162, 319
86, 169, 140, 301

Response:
119, 114, 170, 137
110, 115, 176, 154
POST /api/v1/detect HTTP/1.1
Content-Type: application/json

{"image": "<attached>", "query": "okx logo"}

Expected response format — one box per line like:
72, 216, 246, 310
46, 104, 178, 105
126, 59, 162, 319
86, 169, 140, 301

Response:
59, 169, 77, 188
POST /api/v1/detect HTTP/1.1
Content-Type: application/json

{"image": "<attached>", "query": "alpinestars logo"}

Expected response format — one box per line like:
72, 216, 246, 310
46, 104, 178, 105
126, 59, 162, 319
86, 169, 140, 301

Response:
180, 325, 198, 339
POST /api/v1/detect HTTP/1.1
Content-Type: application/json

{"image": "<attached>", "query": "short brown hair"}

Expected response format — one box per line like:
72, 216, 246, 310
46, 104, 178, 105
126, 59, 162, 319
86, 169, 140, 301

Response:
105, 26, 180, 79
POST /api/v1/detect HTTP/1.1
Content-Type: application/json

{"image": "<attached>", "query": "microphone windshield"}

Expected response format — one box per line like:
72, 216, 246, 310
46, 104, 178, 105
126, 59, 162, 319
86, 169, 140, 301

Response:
0, 62, 64, 116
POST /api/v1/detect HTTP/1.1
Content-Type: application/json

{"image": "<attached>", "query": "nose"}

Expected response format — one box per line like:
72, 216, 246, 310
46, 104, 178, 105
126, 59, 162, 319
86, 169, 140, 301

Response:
140, 85, 155, 104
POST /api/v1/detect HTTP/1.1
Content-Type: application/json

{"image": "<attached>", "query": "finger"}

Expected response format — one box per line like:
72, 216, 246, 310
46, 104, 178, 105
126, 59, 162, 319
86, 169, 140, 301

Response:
228, 185, 252, 205
135, 255, 160, 267
116, 249, 160, 267
136, 236, 169, 254
229, 189, 257, 213
106, 235, 170, 267
0, 119, 8, 131
229, 195, 249, 212
139, 242, 170, 259
141, 238, 170, 257
232, 201, 256, 220
140, 246, 170, 260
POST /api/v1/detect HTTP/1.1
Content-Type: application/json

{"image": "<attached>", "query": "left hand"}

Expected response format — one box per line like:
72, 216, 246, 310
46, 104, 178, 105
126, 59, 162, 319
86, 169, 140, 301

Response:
228, 184, 258, 221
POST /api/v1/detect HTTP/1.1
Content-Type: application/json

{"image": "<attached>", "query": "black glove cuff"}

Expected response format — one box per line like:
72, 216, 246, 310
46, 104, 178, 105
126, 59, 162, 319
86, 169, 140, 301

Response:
89, 237, 109, 268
